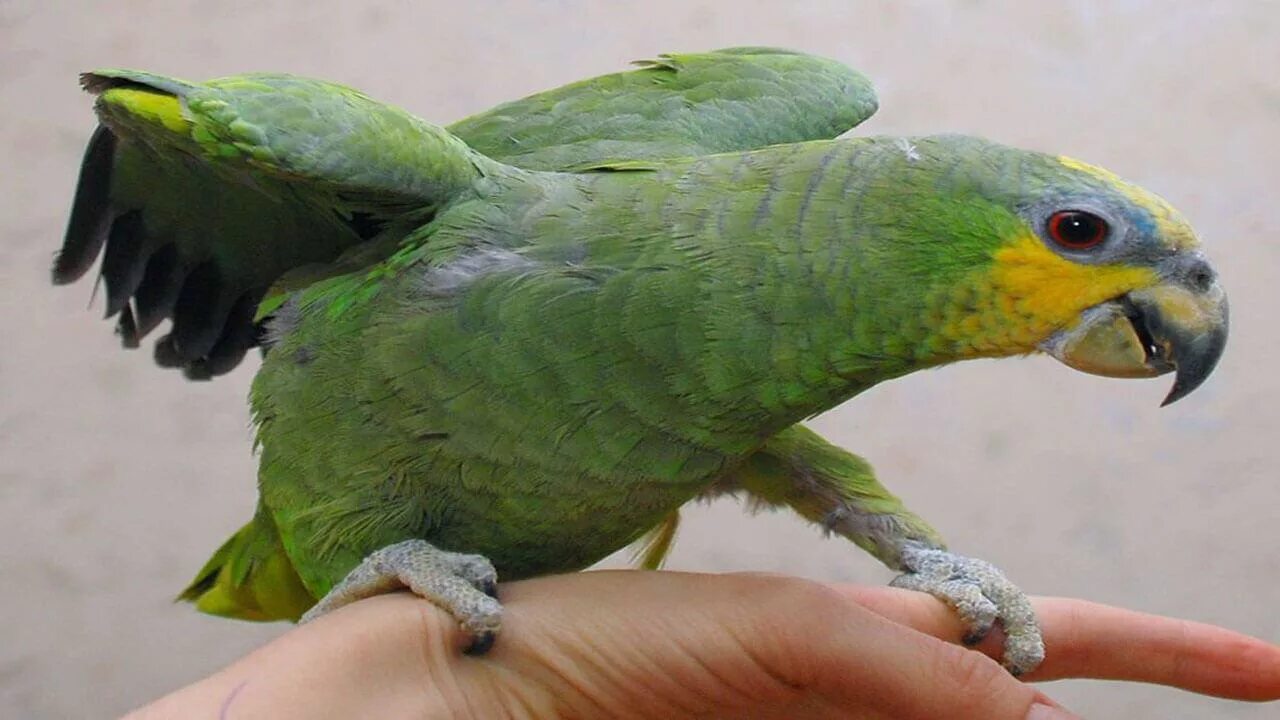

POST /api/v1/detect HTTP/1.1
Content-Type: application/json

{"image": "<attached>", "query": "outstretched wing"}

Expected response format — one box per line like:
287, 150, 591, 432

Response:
450, 46, 878, 170
55, 48, 878, 378
55, 70, 488, 377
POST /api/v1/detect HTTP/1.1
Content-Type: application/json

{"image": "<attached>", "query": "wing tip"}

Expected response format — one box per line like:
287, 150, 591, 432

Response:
79, 69, 192, 97
79, 72, 113, 95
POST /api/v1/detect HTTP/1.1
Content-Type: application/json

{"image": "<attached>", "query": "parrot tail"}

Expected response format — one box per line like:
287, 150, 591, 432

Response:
630, 510, 681, 570
178, 509, 315, 622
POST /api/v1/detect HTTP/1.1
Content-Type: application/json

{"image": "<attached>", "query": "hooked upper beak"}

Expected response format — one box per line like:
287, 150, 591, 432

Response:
1039, 259, 1228, 406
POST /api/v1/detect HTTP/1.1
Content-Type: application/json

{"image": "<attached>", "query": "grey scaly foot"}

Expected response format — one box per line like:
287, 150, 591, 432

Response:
890, 541, 1045, 675
300, 539, 502, 655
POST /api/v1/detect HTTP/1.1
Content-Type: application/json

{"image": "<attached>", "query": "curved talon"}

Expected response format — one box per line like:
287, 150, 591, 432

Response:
464, 630, 497, 656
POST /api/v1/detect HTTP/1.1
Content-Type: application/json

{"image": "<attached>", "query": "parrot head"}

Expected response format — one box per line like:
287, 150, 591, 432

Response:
873, 135, 1228, 405
1026, 157, 1227, 405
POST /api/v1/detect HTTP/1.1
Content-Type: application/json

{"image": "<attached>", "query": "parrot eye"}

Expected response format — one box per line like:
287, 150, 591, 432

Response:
1046, 210, 1109, 250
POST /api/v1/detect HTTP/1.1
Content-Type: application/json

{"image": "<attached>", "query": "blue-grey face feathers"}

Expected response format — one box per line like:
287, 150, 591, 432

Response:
1019, 190, 1175, 267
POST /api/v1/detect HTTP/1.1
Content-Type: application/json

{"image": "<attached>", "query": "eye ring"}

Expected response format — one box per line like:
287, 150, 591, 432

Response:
1046, 210, 1109, 250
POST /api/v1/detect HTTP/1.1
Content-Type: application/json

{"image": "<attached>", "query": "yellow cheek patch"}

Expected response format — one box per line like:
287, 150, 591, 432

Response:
1056, 155, 1197, 251
991, 234, 1157, 326
940, 234, 1157, 355
101, 87, 191, 134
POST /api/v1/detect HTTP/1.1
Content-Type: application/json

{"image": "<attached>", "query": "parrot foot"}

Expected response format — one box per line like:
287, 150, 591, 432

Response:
299, 539, 502, 655
890, 541, 1044, 676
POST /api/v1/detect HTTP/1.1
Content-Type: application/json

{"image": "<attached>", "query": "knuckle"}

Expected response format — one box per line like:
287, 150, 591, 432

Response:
723, 572, 852, 618
760, 575, 854, 620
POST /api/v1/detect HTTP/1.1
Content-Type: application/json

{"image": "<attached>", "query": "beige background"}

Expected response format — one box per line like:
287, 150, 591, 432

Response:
3, 1, 1278, 717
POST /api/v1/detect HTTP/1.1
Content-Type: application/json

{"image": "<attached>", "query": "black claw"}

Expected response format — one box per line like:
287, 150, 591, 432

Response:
962, 631, 987, 646
463, 631, 496, 656
481, 579, 499, 599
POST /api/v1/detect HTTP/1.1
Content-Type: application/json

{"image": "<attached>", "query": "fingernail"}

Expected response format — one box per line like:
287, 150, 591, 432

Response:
1026, 702, 1082, 720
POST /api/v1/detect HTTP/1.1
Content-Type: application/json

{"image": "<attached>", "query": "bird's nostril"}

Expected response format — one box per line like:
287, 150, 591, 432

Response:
1186, 259, 1215, 292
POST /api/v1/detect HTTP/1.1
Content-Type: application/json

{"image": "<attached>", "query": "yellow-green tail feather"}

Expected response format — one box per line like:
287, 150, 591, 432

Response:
631, 510, 681, 570
178, 509, 314, 622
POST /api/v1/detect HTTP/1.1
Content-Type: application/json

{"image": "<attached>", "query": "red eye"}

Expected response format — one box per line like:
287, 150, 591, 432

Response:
1046, 210, 1109, 250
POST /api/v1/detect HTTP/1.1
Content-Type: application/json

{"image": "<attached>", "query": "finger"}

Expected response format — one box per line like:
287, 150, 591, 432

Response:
1027, 597, 1280, 700
836, 585, 1280, 701
707, 575, 1074, 719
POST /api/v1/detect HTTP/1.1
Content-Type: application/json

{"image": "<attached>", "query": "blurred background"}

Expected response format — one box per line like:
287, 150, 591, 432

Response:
2, 1, 1277, 717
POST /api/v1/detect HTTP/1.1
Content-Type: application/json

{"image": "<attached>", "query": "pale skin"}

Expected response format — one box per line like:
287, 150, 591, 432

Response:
126, 571, 1280, 720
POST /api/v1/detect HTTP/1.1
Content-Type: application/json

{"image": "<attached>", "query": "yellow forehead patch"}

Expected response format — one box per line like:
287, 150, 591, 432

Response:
1056, 155, 1125, 185
1056, 155, 1197, 251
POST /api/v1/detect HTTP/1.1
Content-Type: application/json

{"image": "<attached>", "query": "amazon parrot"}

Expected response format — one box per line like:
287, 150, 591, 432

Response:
53, 48, 1227, 675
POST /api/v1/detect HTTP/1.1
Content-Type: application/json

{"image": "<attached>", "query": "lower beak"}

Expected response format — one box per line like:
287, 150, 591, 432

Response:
1039, 282, 1228, 406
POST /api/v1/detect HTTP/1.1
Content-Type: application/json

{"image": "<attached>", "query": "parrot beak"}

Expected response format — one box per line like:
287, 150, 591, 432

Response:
1039, 262, 1228, 406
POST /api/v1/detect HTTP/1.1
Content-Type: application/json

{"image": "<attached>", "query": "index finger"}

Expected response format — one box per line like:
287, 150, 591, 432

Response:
835, 585, 1280, 702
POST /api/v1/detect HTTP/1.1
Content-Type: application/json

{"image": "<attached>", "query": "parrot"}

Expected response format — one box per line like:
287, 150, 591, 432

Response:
52, 48, 1228, 676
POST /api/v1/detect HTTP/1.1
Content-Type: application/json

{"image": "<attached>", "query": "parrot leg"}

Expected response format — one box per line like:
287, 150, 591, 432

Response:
727, 424, 1045, 675
299, 539, 503, 655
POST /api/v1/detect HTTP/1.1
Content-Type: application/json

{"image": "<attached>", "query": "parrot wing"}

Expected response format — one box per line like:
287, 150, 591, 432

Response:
55, 48, 878, 379
55, 70, 487, 378
451, 46, 878, 171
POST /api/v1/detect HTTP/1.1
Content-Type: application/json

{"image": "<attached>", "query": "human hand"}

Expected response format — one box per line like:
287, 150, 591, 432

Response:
127, 571, 1280, 719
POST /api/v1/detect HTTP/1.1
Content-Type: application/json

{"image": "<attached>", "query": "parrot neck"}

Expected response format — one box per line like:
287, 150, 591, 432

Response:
677, 252, 971, 440
631, 137, 1042, 442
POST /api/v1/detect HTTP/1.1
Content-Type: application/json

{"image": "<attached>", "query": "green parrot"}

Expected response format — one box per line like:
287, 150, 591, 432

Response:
53, 48, 1227, 675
